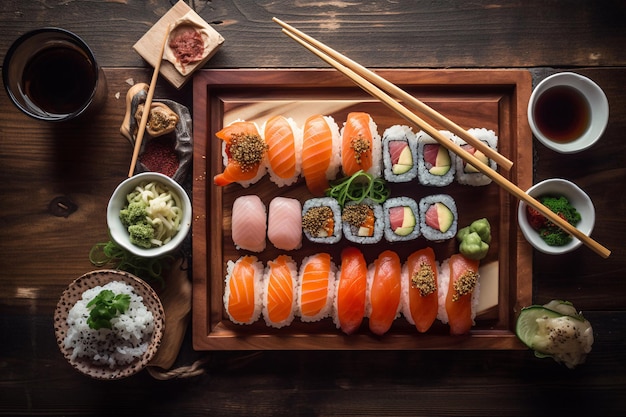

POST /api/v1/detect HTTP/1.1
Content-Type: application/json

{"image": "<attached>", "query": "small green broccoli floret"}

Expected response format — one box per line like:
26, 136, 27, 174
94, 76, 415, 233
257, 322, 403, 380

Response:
120, 201, 149, 227
127, 223, 155, 249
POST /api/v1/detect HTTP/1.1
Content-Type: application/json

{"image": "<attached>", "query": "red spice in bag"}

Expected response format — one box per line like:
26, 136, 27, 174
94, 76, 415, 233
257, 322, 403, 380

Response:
140, 137, 179, 178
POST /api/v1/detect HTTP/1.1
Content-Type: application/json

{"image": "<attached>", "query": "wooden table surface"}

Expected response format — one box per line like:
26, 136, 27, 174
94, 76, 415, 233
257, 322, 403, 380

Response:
1, 1, 626, 415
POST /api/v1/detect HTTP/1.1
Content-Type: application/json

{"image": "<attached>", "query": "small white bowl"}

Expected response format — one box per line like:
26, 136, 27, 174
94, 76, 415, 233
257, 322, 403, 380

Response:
528, 72, 609, 153
107, 172, 192, 258
518, 178, 595, 255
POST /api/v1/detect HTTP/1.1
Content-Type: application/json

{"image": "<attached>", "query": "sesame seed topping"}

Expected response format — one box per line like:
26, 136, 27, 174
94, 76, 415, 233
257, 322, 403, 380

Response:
302, 206, 333, 237
452, 271, 478, 302
350, 135, 370, 165
411, 262, 436, 296
341, 204, 371, 228
228, 133, 267, 172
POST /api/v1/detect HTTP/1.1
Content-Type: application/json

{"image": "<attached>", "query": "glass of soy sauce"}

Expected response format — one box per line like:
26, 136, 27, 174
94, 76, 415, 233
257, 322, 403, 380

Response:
3, 28, 107, 122
527, 72, 609, 154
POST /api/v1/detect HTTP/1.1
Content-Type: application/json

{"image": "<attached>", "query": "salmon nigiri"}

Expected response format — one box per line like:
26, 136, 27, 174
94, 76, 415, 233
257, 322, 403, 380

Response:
262, 255, 297, 328
297, 253, 337, 322
264, 115, 302, 187
333, 246, 368, 335
441, 254, 480, 335
367, 250, 402, 336
214, 121, 267, 187
223, 255, 263, 325
402, 247, 439, 333
340, 112, 381, 177
301, 114, 340, 196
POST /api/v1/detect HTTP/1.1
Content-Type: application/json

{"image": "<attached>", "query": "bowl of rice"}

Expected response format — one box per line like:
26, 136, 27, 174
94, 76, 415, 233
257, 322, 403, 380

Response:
54, 269, 165, 380
107, 172, 192, 258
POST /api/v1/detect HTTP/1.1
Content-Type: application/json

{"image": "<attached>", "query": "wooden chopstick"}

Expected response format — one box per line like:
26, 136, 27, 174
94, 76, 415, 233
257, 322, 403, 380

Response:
273, 17, 512, 172
275, 18, 611, 259
128, 24, 171, 178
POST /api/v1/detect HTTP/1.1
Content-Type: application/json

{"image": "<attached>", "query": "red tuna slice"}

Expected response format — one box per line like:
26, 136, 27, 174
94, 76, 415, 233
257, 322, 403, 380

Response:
388, 140, 408, 165
388, 206, 405, 231
425, 204, 440, 230
423, 144, 439, 168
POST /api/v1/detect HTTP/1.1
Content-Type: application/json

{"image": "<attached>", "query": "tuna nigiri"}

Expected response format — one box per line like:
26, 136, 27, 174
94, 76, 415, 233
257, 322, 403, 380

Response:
263, 115, 302, 187
297, 253, 337, 322
340, 112, 381, 177
440, 254, 480, 335
267, 196, 302, 251
214, 121, 267, 187
262, 255, 297, 328
301, 114, 341, 196
333, 246, 368, 335
223, 255, 263, 325
231, 195, 266, 252
367, 250, 402, 336
402, 247, 439, 333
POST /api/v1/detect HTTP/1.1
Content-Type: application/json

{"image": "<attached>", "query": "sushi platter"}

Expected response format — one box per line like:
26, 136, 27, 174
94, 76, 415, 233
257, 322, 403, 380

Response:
192, 69, 533, 350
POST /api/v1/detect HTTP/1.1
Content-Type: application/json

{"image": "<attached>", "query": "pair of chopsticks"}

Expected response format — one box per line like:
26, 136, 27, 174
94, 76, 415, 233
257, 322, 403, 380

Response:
128, 24, 172, 178
274, 17, 611, 259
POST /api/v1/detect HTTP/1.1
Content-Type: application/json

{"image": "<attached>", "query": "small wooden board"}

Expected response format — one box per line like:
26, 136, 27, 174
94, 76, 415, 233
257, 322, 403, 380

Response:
192, 69, 533, 351
133, 0, 224, 89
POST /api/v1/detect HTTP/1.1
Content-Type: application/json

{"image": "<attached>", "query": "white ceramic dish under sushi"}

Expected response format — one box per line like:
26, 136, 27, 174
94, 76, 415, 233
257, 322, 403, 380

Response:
518, 178, 595, 255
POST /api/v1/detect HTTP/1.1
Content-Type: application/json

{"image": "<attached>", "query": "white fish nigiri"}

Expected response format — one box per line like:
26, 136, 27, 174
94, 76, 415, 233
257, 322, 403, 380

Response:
267, 197, 302, 251
231, 195, 267, 252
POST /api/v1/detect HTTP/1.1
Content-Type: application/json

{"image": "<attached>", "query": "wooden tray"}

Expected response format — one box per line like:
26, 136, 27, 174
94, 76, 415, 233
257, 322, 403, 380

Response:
192, 69, 533, 350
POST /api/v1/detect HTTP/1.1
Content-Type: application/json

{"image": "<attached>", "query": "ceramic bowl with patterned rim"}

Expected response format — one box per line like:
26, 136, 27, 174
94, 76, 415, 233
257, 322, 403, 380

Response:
54, 269, 165, 380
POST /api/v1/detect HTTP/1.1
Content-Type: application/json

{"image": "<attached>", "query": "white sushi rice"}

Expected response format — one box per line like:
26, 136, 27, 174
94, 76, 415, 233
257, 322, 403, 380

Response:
416, 130, 457, 187
382, 124, 418, 183
436, 257, 481, 325
323, 115, 343, 183
261, 256, 298, 329
296, 254, 338, 323
223, 256, 264, 325
63, 281, 155, 368
453, 128, 499, 186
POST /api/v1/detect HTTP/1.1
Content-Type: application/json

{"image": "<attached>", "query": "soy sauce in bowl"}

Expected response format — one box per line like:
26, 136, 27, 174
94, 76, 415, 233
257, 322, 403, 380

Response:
533, 85, 591, 144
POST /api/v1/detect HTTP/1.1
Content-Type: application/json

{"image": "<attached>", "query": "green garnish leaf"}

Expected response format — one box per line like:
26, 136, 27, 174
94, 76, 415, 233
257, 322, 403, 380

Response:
325, 170, 390, 208
86, 289, 131, 330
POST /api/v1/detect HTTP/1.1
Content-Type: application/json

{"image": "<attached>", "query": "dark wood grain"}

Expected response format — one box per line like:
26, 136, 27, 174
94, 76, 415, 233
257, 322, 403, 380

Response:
1, 1, 626, 416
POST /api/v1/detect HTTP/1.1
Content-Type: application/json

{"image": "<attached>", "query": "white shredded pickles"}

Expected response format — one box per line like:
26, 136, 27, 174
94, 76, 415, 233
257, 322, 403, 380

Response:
126, 180, 183, 247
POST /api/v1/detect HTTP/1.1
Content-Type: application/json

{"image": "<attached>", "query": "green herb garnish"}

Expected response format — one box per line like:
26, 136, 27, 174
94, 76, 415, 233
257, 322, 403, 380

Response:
86, 289, 131, 330
325, 170, 390, 208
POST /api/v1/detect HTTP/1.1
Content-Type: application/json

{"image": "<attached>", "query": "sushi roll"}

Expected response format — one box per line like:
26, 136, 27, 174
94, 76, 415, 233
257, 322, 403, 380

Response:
419, 194, 458, 241
437, 254, 481, 335
341, 198, 384, 245
401, 247, 439, 333
383, 197, 420, 242
340, 112, 382, 177
263, 115, 303, 187
301, 197, 342, 244
267, 196, 302, 251
223, 255, 264, 325
416, 130, 456, 187
366, 250, 402, 336
297, 253, 337, 322
214, 120, 267, 188
262, 255, 298, 328
231, 195, 267, 252
301, 114, 341, 196
333, 246, 368, 335
454, 128, 498, 186
382, 125, 417, 182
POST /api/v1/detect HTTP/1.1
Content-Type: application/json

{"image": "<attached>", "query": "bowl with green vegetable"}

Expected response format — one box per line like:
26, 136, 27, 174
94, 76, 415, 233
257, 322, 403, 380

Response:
517, 178, 595, 255
107, 172, 192, 258
53, 269, 165, 379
